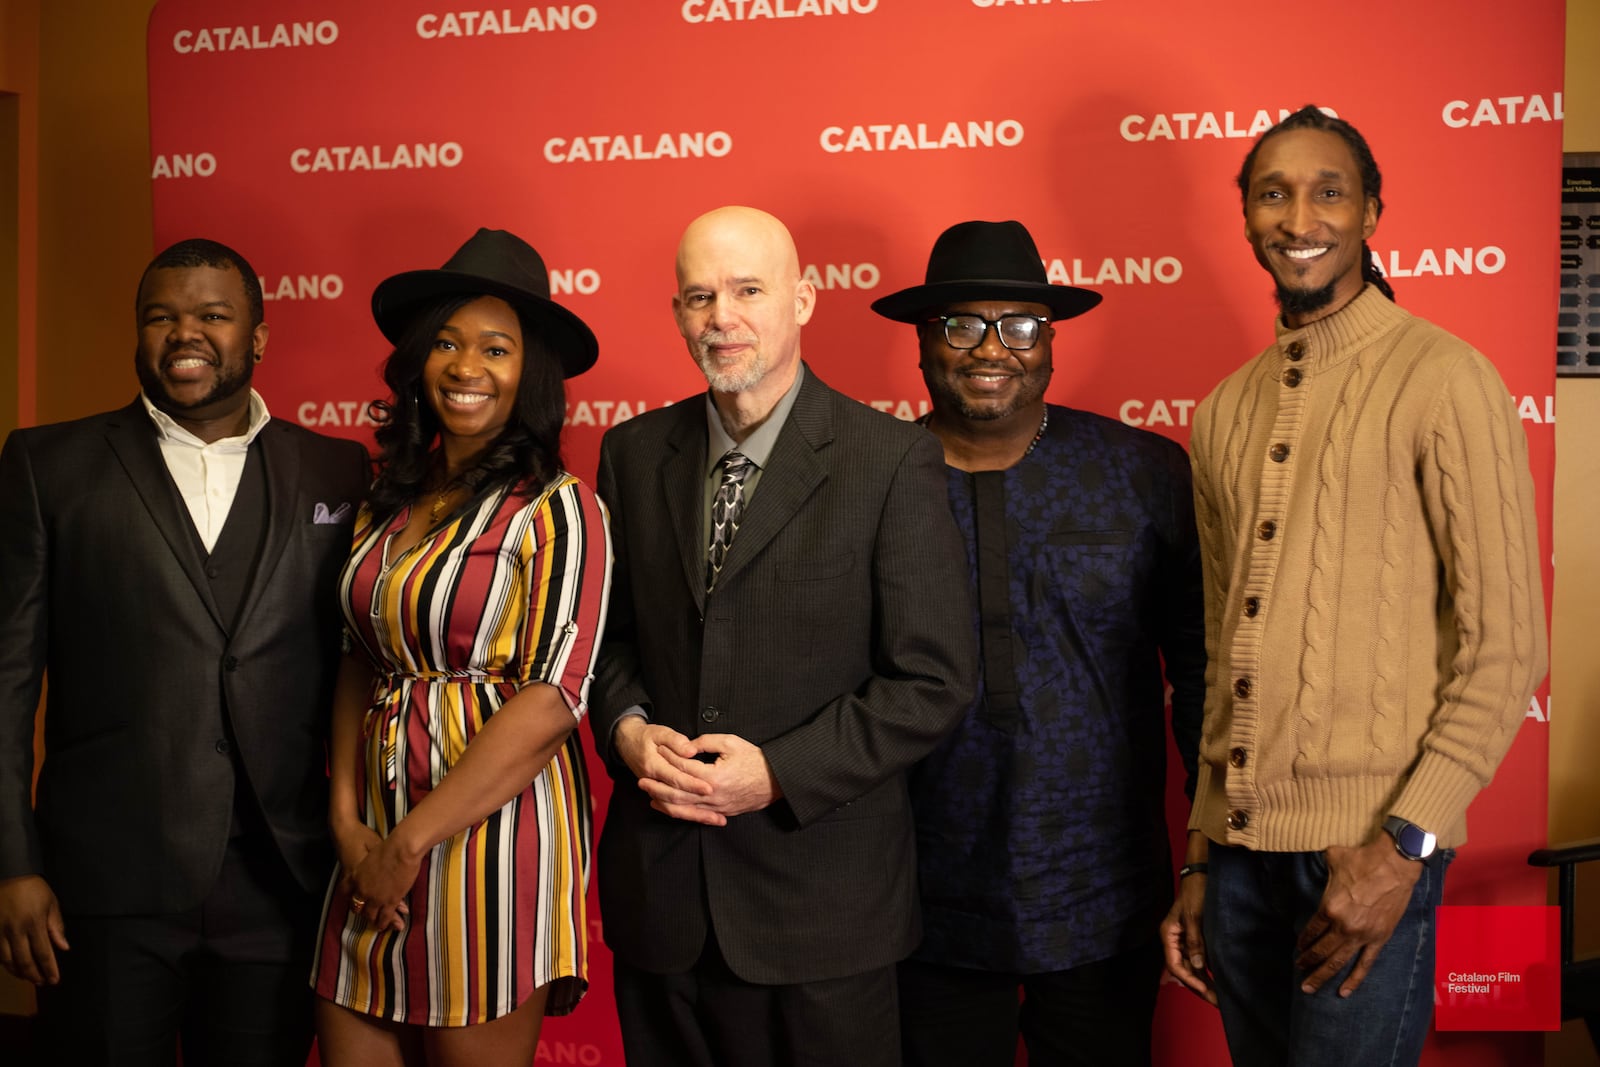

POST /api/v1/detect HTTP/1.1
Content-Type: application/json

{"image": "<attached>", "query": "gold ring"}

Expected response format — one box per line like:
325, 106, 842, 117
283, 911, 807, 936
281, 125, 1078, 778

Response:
351, 896, 367, 911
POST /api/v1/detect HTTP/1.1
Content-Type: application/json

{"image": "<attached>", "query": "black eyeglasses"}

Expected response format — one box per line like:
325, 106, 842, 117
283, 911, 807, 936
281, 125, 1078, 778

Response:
926, 313, 1050, 351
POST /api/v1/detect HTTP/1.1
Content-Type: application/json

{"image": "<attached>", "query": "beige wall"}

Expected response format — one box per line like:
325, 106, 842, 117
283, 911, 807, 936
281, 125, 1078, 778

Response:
1551, 3, 1600, 1064
0, 0, 159, 1018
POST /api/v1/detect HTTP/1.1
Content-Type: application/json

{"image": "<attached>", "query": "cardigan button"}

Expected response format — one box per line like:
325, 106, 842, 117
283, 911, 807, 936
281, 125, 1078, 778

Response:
1285, 341, 1305, 361
1243, 597, 1261, 617
1283, 368, 1303, 387
1229, 747, 1248, 768
1269, 443, 1290, 463
1227, 809, 1250, 831
1233, 677, 1251, 699
1257, 520, 1276, 541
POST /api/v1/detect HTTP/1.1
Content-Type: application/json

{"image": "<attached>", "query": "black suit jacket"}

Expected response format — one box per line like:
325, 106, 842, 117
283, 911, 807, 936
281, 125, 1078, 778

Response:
0, 400, 368, 913
591, 367, 976, 984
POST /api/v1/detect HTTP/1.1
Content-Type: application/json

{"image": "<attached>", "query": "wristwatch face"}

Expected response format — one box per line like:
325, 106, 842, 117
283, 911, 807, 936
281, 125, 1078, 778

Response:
1385, 817, 1437, 860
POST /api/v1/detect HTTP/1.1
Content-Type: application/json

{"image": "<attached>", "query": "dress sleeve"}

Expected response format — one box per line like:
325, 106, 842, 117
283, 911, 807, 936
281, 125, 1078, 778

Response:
517, 476, 614, 720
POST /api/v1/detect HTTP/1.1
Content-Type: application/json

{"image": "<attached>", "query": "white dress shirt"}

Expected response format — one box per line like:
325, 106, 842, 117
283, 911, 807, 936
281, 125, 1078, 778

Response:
140, 389, 272, 551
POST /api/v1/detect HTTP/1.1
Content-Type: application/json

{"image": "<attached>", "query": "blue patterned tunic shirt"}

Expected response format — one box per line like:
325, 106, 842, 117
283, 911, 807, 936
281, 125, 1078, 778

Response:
909, 405, 1206, 973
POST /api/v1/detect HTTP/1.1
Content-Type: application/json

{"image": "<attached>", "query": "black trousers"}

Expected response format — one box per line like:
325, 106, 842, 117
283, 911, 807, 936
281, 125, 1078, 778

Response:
897, 938, 1163, 1067
34, 832, 320, 1067
614, 923, 900, 1067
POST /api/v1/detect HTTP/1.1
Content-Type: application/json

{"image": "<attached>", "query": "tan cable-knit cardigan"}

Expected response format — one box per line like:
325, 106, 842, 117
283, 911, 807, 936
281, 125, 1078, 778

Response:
1188, 285, 1546, 852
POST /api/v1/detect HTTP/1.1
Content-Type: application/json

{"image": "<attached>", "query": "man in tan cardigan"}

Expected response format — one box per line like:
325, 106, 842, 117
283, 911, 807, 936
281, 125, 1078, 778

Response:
1160, 106, 1547, 1067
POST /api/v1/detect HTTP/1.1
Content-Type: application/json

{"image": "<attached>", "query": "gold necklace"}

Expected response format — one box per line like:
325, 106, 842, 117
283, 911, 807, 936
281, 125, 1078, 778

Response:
429, 485, 454, 522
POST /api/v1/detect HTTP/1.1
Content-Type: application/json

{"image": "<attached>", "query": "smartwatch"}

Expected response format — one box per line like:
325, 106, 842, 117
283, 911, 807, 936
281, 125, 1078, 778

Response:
1382, 816, 1437, 861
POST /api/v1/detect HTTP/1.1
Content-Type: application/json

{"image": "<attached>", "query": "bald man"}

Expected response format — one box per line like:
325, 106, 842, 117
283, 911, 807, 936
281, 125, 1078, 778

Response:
590, 206, 976, 1066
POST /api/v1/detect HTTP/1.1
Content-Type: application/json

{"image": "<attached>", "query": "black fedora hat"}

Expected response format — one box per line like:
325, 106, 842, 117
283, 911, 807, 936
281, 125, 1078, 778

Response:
871, 220, 1101, 324
371, 228, 599, 378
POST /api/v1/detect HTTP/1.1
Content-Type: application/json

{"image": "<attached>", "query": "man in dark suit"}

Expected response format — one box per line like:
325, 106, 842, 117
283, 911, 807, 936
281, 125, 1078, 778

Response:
591, 205, 976, 1067
0, 238, 368, 1065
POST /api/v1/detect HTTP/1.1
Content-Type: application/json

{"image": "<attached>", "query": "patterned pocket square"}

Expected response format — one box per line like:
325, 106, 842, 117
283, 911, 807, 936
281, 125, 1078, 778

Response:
313, 502, 353, 524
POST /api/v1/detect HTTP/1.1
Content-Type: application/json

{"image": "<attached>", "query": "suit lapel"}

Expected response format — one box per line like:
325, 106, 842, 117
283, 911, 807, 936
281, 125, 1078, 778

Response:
711, 368, 833, 590
232, 420, 301, 633
661, 403, 710, 612
102, 400, 226, 631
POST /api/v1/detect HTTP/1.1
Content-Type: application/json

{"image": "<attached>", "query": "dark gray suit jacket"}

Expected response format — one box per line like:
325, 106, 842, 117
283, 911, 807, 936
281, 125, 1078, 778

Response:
0, 400, 368, 913
591, 367, 976, 985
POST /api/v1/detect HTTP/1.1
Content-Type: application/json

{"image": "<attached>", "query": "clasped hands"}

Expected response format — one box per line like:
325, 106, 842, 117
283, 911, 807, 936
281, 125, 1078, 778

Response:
613, 718, 780, 826
331, 816, 417, 932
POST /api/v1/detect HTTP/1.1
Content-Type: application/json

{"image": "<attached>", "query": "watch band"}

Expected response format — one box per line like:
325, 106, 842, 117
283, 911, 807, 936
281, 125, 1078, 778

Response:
1382, 815, 1437, 861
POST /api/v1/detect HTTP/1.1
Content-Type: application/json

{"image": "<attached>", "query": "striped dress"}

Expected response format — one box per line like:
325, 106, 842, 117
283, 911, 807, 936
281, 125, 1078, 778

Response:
312, 474, 611, 1026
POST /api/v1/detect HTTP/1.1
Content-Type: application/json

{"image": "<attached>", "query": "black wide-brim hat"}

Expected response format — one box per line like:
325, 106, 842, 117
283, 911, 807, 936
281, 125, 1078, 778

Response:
871, 219, 1101, 323
371, 227, 599, 378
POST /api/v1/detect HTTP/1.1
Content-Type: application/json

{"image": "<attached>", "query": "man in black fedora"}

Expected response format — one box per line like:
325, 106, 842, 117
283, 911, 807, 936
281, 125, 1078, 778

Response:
871, 219, 1206, 1067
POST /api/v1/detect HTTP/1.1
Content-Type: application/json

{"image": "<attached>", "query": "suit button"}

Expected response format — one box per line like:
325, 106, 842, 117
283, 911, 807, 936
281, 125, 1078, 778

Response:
1243, 596, 1260, 618
1269, 443, 1290, 463
223, 655, 239, 672
1285, 341, 1305, 361
1257, 520, 1276, 541
206, 566, 220, 578
215, 739, 231, 755
1227, 809, 1250, 831
1233, 677, 1251, 699
1283, 368, 1303, 387
701, 706, 720, 723
1229, 747, 1248, 768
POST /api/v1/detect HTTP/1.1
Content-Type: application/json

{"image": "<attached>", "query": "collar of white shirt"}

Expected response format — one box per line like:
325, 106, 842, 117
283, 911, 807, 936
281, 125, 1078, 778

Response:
140, 388, 272, 449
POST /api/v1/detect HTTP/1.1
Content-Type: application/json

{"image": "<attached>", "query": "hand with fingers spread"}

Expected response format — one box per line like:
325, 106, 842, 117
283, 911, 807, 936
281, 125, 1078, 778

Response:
1295, 837, 1422, 997
0, 875, 69, 986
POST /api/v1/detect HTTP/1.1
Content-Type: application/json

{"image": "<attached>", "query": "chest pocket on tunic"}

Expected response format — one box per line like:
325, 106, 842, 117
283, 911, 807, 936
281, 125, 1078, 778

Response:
1039, 527, 1139, 622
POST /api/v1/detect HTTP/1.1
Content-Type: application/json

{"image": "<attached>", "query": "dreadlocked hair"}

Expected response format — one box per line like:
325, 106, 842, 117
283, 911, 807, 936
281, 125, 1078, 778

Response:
1236, 105, 1395, 302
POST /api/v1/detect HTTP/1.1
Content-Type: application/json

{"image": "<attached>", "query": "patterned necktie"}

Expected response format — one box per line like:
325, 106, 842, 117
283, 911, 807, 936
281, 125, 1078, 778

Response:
707, 450, 754, 593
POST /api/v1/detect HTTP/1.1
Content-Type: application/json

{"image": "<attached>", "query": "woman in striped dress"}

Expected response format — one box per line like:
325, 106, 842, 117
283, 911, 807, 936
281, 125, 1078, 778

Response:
312, 229, 611, 1065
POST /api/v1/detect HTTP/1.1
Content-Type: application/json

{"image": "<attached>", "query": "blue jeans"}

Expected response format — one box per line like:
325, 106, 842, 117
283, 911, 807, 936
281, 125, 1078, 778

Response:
1204, 842, 1453, 1067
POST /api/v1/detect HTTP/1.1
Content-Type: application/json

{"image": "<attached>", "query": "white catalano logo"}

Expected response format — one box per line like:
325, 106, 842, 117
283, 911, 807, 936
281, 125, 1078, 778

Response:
416, 7, 598, 36
260, 275, 345, 302
151, 153, 216, 179
549, 268, 601, 296
1442, 94, 1562, 128
1514, 395, 1555, 424
1120, 399, 1196, 428
1044, 256, 1182, 286
820, 120, 1024, 153
290, 143, 464, 173
682, 0, 877, 21
1119, 107, 1336, 142
298, 401, 377, 429
1371, 247, 1506, 279
565, 401, 652, 427
173, 22, 338, 52
801, 263, 879, 290
871, 399, 932, 421
543, 132, 732, 163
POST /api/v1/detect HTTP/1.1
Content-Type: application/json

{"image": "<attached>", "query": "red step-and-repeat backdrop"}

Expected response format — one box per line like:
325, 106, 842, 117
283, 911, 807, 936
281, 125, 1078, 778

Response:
146, 2, 1563, 1063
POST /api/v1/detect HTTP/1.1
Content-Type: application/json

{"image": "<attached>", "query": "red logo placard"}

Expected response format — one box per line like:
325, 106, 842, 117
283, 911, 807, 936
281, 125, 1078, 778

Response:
1435, 905, 1560, 1031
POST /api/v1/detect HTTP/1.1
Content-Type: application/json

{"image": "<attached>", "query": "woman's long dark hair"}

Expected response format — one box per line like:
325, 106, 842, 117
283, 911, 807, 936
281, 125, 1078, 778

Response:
366, 293, 567, 519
